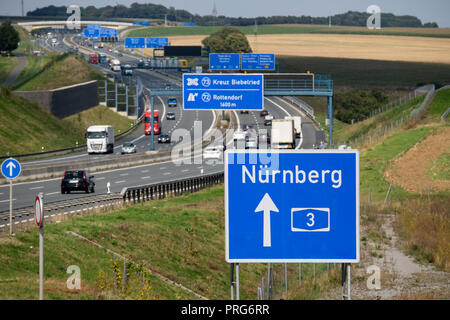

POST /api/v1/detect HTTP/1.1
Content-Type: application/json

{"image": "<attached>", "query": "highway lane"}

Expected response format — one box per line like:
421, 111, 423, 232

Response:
0, 97, 318, 215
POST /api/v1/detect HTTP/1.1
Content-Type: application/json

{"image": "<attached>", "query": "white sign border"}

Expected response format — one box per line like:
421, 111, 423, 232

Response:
182, 73, 264, 111
224, 149, 360, 263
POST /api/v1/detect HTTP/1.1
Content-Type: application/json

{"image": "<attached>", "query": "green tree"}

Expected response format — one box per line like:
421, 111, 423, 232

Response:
0, 21, 20, 54
202, 27, 252, 53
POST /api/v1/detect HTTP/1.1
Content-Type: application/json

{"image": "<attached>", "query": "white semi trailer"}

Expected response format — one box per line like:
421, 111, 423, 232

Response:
86, 125, 114, 154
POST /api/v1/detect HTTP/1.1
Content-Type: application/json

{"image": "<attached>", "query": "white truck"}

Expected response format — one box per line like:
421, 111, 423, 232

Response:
284, 116, 302, 138
271, 119, 295, 149
110, 59, 121, 72
86, 125, 114, 154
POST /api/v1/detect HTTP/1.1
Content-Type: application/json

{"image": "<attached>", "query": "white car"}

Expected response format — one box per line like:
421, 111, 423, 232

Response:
233, 129, 246, 141
203, 146, 222, 160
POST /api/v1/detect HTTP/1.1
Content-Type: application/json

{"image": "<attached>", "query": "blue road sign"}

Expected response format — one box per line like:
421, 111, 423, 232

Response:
146, 37, 169, 49
87, 24, 101, 30
83, 28, 99, 38
241, 53, 275, 70
209, 53, 240, 70
225, 150, 360, 263
1, 158, 21, 179
124, 37, 146, 49
99, 27, 117, 38
183, 73, 264, 110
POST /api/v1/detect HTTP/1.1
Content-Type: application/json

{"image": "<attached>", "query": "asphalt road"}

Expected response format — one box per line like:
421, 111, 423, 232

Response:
0, 31, 322, 215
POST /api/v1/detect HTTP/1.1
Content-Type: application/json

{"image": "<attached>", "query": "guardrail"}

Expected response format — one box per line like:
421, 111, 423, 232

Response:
0, 96, 144, 161
279, 96, 323, 130
441, 107, 450, 121
0, 172, 224, 236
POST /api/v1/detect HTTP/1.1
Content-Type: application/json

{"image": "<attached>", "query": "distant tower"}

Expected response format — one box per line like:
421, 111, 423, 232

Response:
254, 19, 258, 53
21, 0, 24, 16
212, 0, 218, 17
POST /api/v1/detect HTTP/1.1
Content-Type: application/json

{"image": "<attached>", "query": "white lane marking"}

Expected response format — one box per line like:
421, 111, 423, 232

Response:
95, 177, 105, 180
141, 170, 149, 173
46, 192, 60, 196
0, 199, 16, 203
181, 169, 189, 172
120, 173, 129, 176
141, 176, 151, 179
159, 167, 166, 170
115, 180, 126, 184
30, 186, 44, 190
163, 172, 171, 175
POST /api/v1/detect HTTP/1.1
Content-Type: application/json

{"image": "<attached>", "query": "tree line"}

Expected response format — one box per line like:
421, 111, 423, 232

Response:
26, 3, 439, 28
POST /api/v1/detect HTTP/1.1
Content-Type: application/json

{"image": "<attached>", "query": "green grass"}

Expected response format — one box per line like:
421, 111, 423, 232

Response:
0, 91, 134, 156
423, 88, 450, 123
428, 152, 450, 181
127, 24, 450, 38
0, 185, 344, 300
278, 56, 450, 88
0, 56, 18, 84
15, 54, 105, 91
359, 126, 435, 202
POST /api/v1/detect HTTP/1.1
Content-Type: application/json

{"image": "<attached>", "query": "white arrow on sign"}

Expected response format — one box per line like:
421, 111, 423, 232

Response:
254, 193, 279, 247
6, 161, 16, 177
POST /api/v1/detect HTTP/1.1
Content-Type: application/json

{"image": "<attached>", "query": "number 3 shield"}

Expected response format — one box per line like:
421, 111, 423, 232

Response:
291, 208, 330, 232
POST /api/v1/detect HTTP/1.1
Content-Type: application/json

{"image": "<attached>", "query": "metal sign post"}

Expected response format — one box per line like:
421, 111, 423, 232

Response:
34, 193, 44, 300
1, 158, 21, 235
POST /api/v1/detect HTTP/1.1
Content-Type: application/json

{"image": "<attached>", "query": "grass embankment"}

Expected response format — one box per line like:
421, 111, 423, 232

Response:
423, 87, 450, 123
0, 90, 134, 156
0, 185, 343, 300
0, 57, 18, 84
127, 24, 450, 38
14, 53, 105, 91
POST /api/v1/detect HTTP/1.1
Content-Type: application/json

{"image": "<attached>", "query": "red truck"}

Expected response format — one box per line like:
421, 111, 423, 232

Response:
89, 53, 99, 64
143, 110, 161, 135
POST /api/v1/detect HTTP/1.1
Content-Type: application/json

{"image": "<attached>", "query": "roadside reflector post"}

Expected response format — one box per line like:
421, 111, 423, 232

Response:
34, 192, 44, 300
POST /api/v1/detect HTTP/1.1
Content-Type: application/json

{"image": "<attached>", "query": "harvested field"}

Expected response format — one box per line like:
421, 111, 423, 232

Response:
164, 34, 450, 65
384, 126, 450, 193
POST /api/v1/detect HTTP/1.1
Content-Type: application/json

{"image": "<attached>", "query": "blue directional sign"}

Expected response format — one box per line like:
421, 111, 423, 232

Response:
99, 27, 117, 38
1, 158, 21, 180
209, 53, 240, 70
183, 73, 264, 110
83, 28, 99, 38
225, 150, 360, 263
241, 53, 275, 70
87, 24, 101, 30
146, 37, 169, 49
124, 37, 146, 49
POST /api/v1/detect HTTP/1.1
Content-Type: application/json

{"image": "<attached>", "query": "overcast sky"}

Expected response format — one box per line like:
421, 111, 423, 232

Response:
1, 0, 449, 27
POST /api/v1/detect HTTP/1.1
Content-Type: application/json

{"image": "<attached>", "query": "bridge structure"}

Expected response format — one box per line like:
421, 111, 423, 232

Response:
144, 73, 335, 149
17, 20, 133, 32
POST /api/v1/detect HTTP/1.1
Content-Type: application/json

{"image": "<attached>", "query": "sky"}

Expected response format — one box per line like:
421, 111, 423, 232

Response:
1, 0, 449, 27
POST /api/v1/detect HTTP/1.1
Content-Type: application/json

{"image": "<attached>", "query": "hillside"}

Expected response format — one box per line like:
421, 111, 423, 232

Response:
0, 89, 133, 156
14, 54, 105, 91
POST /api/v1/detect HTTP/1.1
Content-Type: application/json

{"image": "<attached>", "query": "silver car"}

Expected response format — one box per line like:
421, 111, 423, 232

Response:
121, 142, 137, 154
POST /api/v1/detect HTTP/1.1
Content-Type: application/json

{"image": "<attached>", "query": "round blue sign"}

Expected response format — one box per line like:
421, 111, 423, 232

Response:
1, 158, 21, 179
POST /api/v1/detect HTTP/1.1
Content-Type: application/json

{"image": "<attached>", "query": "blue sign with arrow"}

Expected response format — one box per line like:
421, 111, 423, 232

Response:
124, 37, 146, 49
209, 53, 240, 70
225, 150, 360, 263
146, 37, 169, 48
83, 28, 99, 38
183, 73, 264, 110
241, 53, 275, 70
1, 158, 21, 180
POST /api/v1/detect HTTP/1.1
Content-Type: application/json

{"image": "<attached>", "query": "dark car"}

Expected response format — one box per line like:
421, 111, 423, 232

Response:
158, 134, 171, 143
61, 170, 95, 194
166, 112, 176, 120
260, 110, 269, 117
240, 110, 249, 114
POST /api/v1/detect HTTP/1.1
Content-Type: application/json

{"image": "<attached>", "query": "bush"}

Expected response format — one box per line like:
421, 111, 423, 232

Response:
334, 89, 388, 123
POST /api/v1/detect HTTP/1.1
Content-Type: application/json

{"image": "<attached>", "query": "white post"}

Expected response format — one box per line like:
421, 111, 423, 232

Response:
39, 192, 44, 300
347, 264, 351, 300
236, 263, 240, 300
9, 180, 12, 235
